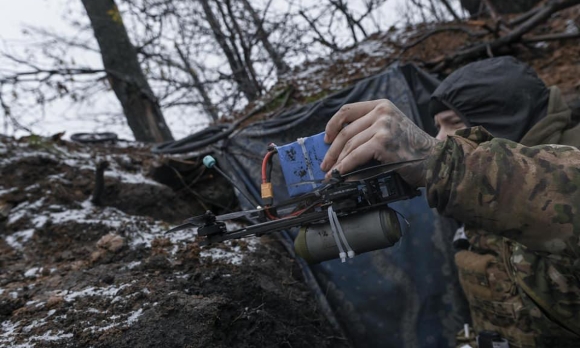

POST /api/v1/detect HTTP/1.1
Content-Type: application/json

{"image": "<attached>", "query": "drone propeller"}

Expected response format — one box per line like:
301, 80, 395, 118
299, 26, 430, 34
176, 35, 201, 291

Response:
164, 208, 264, 235
163, 210, 216, 234
341, 158, 425, 181
285, 158, 425, 187
214, 208, 262, 221
164, 222, 197, 234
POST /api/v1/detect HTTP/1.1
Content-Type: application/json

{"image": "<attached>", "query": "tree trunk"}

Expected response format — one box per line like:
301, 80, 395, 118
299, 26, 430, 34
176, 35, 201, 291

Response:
81, 0, 173, 143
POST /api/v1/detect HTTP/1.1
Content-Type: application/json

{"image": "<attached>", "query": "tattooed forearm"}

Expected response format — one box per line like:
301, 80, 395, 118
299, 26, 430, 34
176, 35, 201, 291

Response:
379, 104, 440, 186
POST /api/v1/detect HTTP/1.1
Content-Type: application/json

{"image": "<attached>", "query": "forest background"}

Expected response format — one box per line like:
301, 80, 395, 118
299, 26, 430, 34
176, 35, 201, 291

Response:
0, 0, 470, 141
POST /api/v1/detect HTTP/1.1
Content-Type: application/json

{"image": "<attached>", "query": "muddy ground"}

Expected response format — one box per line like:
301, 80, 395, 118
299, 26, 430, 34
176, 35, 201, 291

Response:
0, 135, 349, 348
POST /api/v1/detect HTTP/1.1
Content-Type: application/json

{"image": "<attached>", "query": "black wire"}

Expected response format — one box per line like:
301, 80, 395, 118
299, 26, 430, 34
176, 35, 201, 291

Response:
212, 165, 260, 208
151, 97, 294, 154
267, 151, 276, 182
151, 125, 231, 154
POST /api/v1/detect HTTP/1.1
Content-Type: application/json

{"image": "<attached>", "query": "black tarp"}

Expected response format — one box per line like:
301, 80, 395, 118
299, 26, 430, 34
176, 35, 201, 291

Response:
157, 63, 470, 348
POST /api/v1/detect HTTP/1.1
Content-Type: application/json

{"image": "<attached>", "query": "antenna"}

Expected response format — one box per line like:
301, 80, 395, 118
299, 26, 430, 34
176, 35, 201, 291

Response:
203, 155, 261, 208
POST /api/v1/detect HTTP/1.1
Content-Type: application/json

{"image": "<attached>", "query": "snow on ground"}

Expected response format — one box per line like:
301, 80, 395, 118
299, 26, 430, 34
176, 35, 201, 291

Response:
0, 136, 262, 346
197, 222, 259, 265
1, 313, 73, 348
6, 182, 254, 264
3, 184, 257, 268
0, 138, 258, 257
5, 229, 34, 251
0, 281, 150, 346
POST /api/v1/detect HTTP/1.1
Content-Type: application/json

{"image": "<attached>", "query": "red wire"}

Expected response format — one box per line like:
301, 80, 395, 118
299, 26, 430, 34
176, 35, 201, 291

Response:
261, 150, 274, 184
290, 208, 306, 216
265, 209, 279, 220
261, 148, 318, 220
262, 150, 278, 219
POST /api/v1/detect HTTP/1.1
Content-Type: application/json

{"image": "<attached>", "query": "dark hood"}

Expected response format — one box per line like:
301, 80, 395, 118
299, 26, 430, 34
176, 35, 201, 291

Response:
429, 56, 550, 142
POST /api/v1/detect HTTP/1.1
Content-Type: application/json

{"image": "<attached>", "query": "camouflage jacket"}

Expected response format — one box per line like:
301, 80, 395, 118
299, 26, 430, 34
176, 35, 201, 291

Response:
426, 127, 580, 348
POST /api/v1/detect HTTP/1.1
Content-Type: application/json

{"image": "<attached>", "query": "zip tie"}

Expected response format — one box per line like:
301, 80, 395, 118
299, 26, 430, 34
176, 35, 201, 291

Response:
393, 208, 410, 229
329, 206, 355, 259
328, 206, 346, 262
330, 206, 355, 259
297, 137, 317, 190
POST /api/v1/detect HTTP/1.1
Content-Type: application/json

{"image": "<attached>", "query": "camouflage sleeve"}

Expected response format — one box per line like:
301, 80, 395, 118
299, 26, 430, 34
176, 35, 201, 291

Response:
426, 126, 580, 258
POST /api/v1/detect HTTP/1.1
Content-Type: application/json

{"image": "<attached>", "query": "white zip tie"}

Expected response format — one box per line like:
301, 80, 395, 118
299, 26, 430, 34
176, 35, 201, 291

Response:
297, 137, 317, 190
327, 206, 355, 261
332, 208, 355, 259
328, 206, 346, 262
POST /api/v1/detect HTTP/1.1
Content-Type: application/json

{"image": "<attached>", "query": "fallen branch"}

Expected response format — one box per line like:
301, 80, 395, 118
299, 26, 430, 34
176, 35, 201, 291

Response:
509, 5, 543, 26
522, 31, 580, 43
426, 0, 580, 72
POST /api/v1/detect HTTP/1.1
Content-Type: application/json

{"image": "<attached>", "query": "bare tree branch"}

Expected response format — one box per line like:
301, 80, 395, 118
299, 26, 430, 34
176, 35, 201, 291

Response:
298, 10, 339, 51
439, 0, 462, 21
200, 0, 260, 101
174, 43, 219, 122
241, 0, 289, 74
522, 31, 580, 43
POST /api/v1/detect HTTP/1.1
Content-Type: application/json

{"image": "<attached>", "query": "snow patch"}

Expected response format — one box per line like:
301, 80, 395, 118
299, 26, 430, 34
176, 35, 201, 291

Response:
7, 198, 45, 226
5, 229, 35, 250
32, 215, 48, 227
200, 235, 259, 265
105, 167, 162, 187
0, 187, 18, 197
29, 330, 73, 342
57, 283, 132, 302
125, 261, 142, 270
565, 19, 579, 34
24, 267, 43, 278
23, 319, 47, 333
24, 184, 41, 192
127, 308, 143, 325
0, 310, 73, 346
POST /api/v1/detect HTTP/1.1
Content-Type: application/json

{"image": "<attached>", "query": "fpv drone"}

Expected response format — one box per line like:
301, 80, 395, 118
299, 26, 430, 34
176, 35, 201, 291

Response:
165, 139, 422, 262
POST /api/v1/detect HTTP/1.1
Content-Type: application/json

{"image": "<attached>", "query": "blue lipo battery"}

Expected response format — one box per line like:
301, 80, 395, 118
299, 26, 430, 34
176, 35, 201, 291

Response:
275, 132, 330, 197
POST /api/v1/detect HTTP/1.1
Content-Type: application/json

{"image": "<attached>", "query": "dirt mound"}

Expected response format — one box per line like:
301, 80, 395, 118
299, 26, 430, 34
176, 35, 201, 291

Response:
237, 5, 579, 122
0, 135, 348, 347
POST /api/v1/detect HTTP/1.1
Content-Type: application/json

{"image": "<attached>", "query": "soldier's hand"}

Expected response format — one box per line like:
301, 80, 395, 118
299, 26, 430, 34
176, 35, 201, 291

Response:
320, 99, 439, 187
